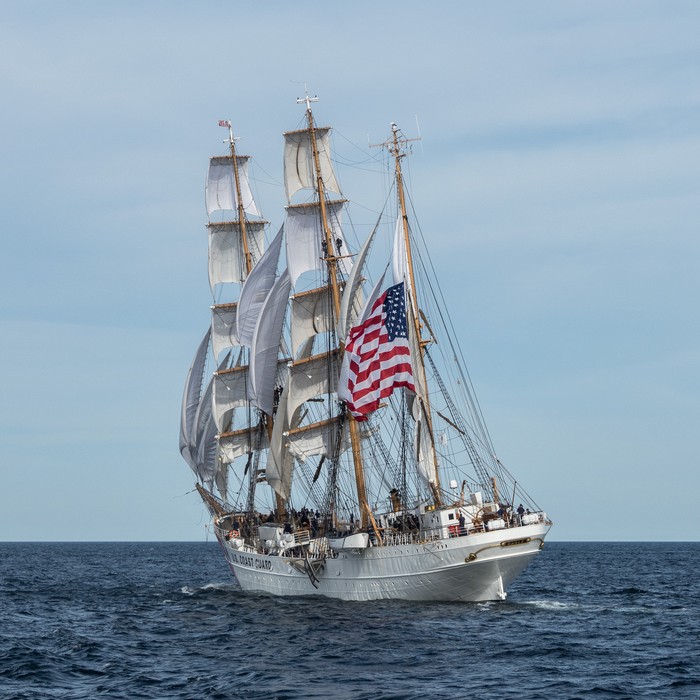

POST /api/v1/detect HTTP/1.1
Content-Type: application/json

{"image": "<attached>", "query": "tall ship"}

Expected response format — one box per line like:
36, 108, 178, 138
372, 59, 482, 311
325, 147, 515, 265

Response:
179, 95, 552, 602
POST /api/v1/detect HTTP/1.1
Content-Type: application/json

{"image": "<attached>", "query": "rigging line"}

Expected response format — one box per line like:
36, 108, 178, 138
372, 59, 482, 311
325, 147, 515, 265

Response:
491, 458, 542, 513
424, 349, 493, 489
381, 392, 423, 505
341, 178, 397, 255
403, 187, 496, 454
294, 460, 326, 509
403, 202, 491, 449
365, 420, 402, 496
332, 128, 387, 166
248, 156, 284, 188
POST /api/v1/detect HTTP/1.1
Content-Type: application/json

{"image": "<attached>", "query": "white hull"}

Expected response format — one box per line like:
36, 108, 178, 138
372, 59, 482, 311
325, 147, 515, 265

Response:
218, 523, 550, 602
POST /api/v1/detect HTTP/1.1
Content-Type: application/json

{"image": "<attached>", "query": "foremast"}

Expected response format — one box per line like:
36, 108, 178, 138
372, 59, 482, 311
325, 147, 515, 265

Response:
295, 94, 372, 531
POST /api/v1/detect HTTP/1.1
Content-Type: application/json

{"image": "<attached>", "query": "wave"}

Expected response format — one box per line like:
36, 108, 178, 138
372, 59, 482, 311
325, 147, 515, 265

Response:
521, 599, 582, 611
180, 581, 237, 596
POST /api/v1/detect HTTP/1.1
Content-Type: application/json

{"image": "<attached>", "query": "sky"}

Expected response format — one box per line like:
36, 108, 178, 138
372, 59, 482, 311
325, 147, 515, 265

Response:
1, 1, 698, 542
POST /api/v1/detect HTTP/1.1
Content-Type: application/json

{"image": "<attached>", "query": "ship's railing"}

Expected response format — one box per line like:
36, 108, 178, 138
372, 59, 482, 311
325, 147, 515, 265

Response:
213, 523, 239, 540
431, 511, 550, 540
379, 531, 419, 546
293, 529, 311, 545
214, 512, 550, 553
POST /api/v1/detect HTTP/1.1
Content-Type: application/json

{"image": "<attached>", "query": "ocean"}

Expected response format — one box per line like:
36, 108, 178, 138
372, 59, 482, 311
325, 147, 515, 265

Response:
1, 541, 698, 699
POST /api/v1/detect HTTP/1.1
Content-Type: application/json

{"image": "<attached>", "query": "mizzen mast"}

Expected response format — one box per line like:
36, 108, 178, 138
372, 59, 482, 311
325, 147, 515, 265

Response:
222, 120, 254, 277
386, 123, 443, 505
207, 120, 272, 514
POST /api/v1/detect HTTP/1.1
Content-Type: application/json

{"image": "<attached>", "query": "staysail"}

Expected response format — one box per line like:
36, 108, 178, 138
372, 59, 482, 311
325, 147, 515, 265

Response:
248, 270, 292, 416
236, 226, 284, 348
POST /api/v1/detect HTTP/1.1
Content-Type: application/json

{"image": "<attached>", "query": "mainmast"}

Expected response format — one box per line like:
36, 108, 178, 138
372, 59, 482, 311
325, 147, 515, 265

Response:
296, 95, 342, 317
387, 123, 443, 505
297, 94, 371, 530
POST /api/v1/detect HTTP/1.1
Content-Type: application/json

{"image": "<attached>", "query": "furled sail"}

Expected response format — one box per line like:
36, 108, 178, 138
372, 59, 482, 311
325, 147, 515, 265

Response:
285, 201, 350, 287
237, 226, 284, 348
208, 221, 266, 288
405, 299, 437, 487
283, 127, 341, 202
205, 155, 260, 217
391, 217, 410, 290
412, 397, 438, 488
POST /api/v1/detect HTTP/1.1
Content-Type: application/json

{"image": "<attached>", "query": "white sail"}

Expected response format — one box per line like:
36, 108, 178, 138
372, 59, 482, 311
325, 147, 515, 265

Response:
290, 287, 334, 357
214, 452, 228, 500
194, 407, 220, 494
208, 221, 266, 288
249, 269, 291, 415
285, 417, 347, 462
219, 426, 269, 464
286, 350, 339, 424
237, 226, 284, 348
283, 127, 341, 202
285, 201, 350, 287
179, 329, 211, 471
211, 303, 239, 359
267, 381, 294, 501
206, 155, 260, 217
265, 335, 317, 500
267, 441, 294, 503
187, 350, 230, 493
213, 365, 249, 432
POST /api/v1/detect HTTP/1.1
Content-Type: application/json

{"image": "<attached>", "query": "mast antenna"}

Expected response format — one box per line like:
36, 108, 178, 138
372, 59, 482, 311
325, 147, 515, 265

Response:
218, 119, 238, 146
296, 85, 319, 111
415, 115, 424, 154
369, 122, 421, 155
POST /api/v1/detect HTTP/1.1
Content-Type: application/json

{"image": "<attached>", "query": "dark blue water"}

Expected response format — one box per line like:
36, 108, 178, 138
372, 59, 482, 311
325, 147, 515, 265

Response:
1, 542, 698, 699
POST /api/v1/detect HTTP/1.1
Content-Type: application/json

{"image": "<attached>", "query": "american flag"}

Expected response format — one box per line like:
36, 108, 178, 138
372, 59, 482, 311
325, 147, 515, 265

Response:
339, 282, 415, 421
218, 120, 231, 128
